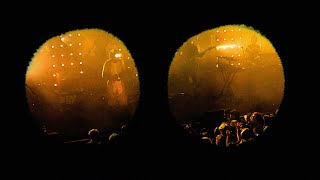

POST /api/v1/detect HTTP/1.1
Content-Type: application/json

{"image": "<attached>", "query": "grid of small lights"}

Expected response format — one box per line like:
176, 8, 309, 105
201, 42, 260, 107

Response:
215, 55, 243, 69
215, 28, 242, 42
50, 32, 84, 87
215, 27, 243, 69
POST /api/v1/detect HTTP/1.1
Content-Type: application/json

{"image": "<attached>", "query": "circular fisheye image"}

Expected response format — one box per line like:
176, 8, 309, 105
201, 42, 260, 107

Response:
168, 25, 284, 147
25, 29, 140, 143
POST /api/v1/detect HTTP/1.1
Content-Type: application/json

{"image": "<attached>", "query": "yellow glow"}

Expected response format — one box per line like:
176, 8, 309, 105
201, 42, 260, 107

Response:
115, 53, 122, 58
216, 44, 237, 50
168, 24, 285, 124
26, 28, 140, 138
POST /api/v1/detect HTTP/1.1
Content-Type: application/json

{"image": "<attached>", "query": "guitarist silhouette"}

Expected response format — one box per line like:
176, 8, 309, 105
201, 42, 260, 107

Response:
181, 41, 216, 96
244, 35, 262, 68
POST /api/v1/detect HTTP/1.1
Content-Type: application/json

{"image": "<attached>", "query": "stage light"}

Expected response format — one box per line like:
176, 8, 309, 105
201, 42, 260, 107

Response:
217, 44, 237, 50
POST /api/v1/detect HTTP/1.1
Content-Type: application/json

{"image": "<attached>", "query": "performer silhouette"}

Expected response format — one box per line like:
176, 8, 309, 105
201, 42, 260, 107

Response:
181, 41, 215, 96
102, 49, 129, 126
244, 35, 262, 110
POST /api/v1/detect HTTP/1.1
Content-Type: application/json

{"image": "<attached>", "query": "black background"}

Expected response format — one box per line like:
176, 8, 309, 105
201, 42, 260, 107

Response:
7, 5, 314, 179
